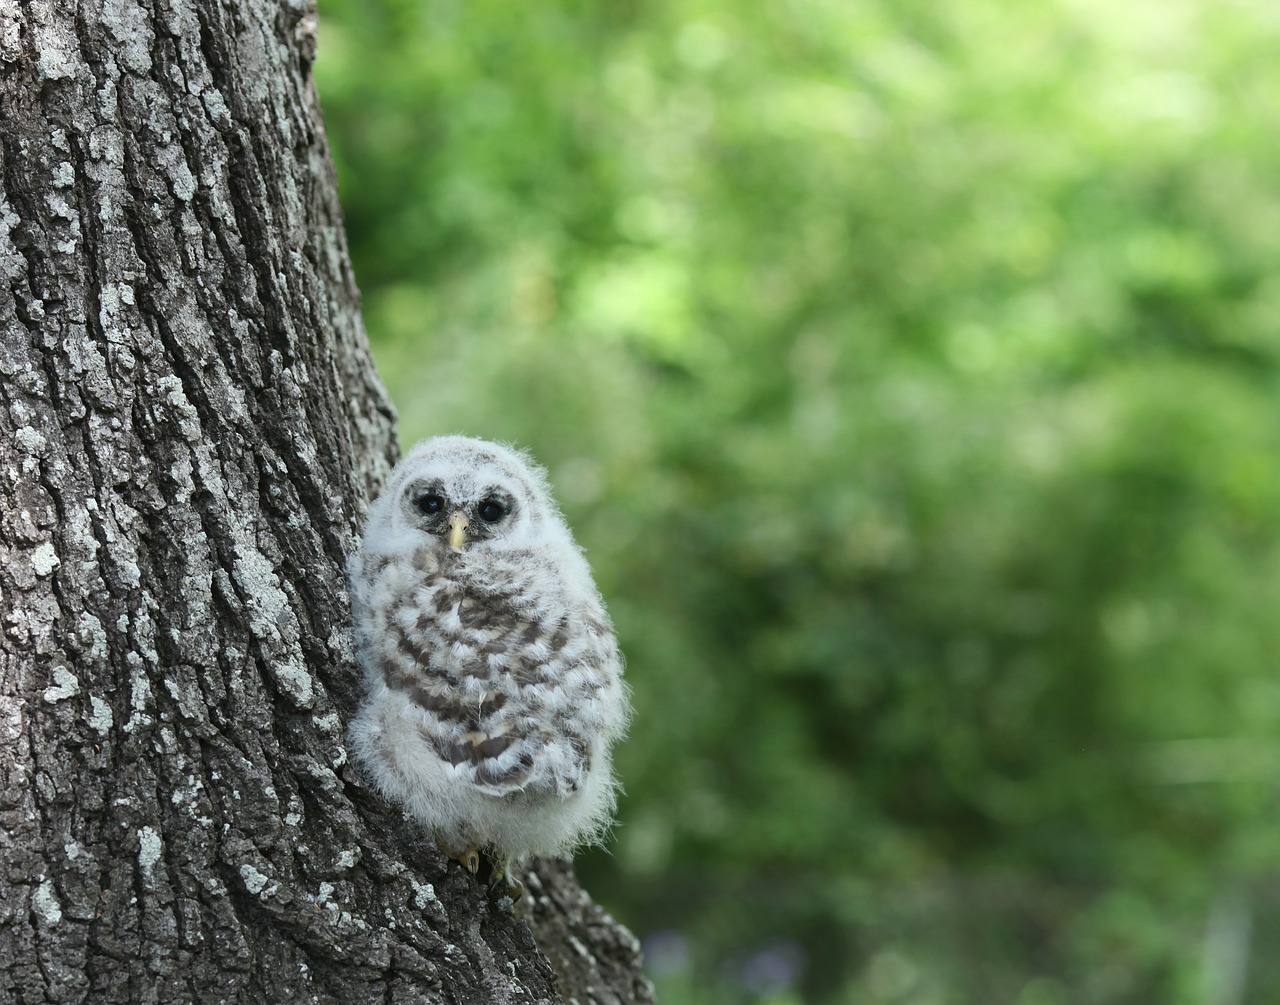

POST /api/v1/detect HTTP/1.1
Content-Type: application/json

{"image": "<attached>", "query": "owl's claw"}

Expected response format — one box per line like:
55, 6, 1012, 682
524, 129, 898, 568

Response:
441, 843, 481, 875
488, 862, 524, 901
439, 842, 520, 898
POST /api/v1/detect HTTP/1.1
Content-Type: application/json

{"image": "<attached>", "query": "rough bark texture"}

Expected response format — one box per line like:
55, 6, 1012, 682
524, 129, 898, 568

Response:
0, 1, 652, 1002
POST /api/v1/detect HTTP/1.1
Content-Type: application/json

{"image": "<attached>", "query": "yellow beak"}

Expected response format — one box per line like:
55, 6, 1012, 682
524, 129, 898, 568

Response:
448, 511, 469, 551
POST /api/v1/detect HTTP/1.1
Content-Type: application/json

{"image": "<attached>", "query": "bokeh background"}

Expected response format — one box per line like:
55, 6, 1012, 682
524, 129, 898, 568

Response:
313, 1, 1280, 1001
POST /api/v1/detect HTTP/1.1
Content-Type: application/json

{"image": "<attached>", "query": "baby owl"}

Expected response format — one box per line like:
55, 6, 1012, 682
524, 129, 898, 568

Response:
348, 435, 630, 894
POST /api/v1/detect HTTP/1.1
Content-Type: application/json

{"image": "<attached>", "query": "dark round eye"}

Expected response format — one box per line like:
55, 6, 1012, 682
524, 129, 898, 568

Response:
477, 498, 506, 523
416, 493, 445, 515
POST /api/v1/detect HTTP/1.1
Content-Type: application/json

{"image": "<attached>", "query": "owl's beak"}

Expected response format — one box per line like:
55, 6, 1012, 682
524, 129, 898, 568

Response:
448, 511, 469, 551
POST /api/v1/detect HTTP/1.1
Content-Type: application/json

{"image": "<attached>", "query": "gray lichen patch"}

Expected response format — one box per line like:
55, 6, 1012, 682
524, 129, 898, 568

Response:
32, 878, 63, 926
34, 22, 78, 82
30, 541, 59, 576
239, 863, 273, 897
101, 0, 154, 74
136, 826, 162, 874
88, 696, 114, 736
269, 655, 315, 708
42, 667, 80, 704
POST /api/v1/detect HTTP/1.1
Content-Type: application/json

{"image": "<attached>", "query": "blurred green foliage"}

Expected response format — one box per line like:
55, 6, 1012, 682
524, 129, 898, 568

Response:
315, 0, 1280, 1000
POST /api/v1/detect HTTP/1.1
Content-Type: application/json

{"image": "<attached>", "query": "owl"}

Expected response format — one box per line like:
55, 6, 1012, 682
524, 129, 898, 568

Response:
348, 435, 630, 895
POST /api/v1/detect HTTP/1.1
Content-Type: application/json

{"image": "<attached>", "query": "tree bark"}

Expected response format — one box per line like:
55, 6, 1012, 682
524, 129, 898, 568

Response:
0, 2, 651, 1002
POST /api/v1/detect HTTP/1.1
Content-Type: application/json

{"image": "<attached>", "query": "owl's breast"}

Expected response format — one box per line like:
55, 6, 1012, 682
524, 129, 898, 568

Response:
362, 546, 618, 794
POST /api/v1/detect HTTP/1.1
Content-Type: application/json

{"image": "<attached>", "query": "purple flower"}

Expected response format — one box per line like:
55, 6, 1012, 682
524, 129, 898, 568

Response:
741, 939, 807, 995
643, 929, 691, 976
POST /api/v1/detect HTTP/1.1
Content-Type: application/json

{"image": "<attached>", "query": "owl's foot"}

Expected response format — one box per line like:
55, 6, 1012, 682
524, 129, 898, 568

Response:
439, 841, 522, 899
484, 852, 524, 900
440, 842, 481, 875
488, 863, 524, 901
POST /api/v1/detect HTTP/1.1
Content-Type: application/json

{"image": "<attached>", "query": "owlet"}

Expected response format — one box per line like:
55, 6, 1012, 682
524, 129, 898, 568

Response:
348, 435, 630, 893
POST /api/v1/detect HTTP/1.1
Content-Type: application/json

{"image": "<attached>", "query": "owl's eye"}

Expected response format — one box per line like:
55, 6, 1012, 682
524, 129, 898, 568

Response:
478, 498, 506, 523
416, 493, 445, 516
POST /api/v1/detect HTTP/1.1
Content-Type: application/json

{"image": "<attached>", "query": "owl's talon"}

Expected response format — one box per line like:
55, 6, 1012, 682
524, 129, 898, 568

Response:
488, 863, 524, 901
441, 843, 481, 875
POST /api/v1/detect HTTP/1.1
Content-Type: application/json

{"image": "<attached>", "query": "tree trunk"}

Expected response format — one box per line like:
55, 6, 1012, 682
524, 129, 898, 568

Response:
0, 2, 651, 1002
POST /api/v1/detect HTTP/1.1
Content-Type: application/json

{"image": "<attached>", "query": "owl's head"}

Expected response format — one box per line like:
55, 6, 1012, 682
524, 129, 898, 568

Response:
367, 435, 569, 557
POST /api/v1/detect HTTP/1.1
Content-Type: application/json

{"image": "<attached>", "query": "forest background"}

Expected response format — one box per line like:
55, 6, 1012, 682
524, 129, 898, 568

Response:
312, 1, 1280, 1002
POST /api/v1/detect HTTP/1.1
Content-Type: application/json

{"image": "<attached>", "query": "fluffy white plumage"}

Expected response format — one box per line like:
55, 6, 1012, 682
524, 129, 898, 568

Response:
348, 435, 630, 880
